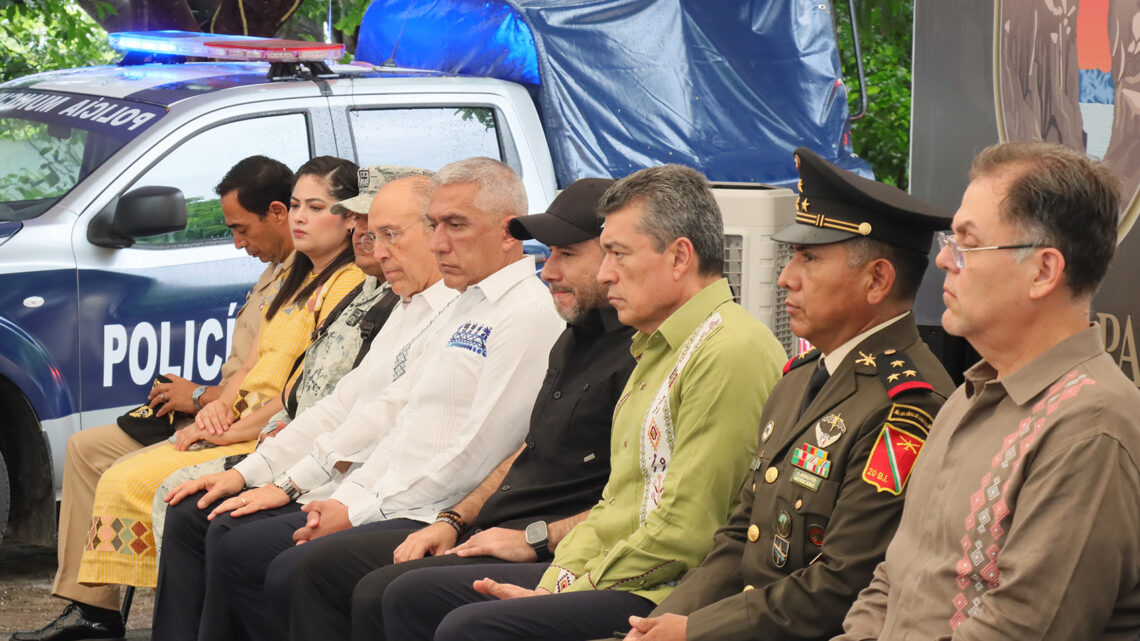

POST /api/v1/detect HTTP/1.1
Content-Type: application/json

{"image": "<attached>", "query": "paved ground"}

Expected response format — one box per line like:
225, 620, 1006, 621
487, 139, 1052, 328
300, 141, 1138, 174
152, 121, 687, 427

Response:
0, 541, 153, 639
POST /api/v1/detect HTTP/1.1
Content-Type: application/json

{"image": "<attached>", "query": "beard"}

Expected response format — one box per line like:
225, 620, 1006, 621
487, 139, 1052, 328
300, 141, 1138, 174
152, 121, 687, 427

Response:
551, 279, 610, 324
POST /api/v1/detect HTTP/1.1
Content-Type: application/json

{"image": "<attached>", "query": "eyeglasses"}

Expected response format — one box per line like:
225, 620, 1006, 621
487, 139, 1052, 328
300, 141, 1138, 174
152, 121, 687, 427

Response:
360, 221, 419, 252
936, 231, 1041, 269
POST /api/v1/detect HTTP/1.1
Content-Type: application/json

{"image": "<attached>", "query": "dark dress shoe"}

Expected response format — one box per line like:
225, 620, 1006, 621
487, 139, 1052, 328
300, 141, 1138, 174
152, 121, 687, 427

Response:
9, 602, 125, 641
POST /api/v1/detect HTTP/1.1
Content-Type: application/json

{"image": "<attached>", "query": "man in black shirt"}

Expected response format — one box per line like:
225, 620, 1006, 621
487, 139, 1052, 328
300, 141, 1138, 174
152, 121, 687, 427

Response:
278, 178, 636, 641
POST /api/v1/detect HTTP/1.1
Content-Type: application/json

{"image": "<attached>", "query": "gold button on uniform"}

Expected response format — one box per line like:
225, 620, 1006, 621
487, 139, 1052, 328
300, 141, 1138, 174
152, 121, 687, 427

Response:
764, 467, 779, 483
747, 524, 760, 542
751, 482, 757, 492
794, 499, 803, 510
743, 584, 755, 592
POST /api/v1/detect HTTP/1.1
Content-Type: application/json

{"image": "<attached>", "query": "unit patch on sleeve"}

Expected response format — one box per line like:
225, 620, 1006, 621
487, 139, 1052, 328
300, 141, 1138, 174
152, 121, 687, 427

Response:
862, 423, 925, 495
886, 403, 934, 435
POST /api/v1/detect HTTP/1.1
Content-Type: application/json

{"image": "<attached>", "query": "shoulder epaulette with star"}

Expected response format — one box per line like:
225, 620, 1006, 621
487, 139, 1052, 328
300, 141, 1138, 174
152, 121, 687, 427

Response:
876, 348, 934, 398
783, 348, 821, 375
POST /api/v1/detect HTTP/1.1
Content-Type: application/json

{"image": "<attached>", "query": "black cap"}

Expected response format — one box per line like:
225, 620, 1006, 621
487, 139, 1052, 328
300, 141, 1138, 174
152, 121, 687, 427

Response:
509, 178, 615, 245
773, 147, 951, 253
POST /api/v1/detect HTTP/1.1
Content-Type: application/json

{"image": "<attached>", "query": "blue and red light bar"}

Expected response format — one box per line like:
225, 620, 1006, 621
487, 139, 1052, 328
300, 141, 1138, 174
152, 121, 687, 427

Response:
108, 30, 345, 63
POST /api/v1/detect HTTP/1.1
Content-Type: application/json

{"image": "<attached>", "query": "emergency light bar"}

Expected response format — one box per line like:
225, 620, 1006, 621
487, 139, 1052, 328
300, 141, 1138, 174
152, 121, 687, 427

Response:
108, 30, 345, 62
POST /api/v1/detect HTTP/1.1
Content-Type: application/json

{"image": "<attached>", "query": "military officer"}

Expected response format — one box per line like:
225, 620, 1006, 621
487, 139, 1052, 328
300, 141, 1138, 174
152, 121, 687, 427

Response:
624, 147, 957, 641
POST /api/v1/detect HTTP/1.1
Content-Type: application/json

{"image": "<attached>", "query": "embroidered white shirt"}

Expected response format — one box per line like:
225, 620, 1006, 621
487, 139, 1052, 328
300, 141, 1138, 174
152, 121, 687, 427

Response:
329, 255, 564, 525
233, 279, 458, 490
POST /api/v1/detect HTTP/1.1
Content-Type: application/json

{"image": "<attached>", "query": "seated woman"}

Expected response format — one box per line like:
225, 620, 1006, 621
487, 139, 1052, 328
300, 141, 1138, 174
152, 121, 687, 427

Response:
75, 156, 365, 590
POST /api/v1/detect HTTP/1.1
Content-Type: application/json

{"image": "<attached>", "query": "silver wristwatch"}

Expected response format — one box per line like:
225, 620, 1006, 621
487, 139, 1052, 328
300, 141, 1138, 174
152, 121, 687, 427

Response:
191, 385, 208, 412
273, 475, 302, 501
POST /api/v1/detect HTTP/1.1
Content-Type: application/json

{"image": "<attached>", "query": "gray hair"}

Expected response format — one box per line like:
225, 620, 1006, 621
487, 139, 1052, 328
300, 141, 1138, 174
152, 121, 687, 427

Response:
599, 164, 724, 276
433, 157, 527, 219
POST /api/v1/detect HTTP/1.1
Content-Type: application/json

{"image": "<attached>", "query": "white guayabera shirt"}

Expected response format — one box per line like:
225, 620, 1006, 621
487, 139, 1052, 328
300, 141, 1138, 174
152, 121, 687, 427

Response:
239, 256, 565, 526
233, 278, 458, 492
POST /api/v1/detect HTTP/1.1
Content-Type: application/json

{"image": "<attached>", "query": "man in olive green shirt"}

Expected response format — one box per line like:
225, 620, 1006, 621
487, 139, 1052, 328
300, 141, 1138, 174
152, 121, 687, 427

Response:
380, 164, 786, 641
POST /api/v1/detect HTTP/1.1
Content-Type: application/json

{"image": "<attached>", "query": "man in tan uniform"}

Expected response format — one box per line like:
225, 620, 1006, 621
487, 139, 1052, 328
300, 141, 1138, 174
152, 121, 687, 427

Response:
16, 156, 295, 641
835, 142, 1140, 640
623, 147, 955, 641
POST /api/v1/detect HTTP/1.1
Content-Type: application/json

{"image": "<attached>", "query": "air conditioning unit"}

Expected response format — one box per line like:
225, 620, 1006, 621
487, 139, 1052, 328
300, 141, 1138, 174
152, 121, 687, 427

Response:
712, 183, 800, 357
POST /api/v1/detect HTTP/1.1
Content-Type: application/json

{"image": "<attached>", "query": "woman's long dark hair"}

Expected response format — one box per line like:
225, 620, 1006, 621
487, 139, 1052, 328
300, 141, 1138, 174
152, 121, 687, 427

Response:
264, 156, 359, 321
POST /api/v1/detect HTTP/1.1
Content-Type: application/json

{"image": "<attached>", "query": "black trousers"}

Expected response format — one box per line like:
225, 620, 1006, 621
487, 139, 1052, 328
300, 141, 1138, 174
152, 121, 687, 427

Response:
287, 524, 505, 641
264, 519, 425, 641
151, 490, 302, 641
381, 563, 656, 641
207, 505, 419, 641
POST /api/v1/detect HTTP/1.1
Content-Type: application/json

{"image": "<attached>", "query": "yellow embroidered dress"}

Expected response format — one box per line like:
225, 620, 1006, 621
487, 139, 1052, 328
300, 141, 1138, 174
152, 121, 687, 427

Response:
77, 261, 363, 588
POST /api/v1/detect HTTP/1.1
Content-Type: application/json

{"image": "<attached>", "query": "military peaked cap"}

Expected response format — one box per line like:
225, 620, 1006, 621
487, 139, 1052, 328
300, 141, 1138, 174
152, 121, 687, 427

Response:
772, 147, 951, 253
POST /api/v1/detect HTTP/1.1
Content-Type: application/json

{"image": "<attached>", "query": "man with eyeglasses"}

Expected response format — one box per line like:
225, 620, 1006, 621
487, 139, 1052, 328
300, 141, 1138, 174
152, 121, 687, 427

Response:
600, 147, 956, 641
834, 141, 1140, 641
150, 167, 459, 640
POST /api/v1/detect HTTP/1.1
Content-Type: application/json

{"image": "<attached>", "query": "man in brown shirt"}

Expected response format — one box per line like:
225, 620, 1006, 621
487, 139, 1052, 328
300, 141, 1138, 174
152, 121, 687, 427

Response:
14, 155, 295, 641
835, 142, 1140, 640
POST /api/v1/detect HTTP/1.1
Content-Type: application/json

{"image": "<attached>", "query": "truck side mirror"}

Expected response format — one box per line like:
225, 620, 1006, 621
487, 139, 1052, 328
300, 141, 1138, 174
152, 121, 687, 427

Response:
88, 186, 188, 248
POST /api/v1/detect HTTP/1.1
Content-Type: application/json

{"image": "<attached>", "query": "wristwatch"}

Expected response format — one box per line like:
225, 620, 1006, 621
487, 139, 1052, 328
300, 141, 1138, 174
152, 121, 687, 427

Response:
525, 520, 552, 560
191, 385, 208, 412
273, 475, 303, 502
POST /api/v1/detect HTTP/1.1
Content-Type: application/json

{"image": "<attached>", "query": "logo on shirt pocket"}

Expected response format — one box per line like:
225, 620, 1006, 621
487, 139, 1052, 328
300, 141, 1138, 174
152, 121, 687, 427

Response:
446, 322, 493, 357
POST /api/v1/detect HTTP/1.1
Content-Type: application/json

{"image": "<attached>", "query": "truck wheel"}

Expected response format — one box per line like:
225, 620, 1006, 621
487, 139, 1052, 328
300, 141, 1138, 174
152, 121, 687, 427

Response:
0, 451, 8, 546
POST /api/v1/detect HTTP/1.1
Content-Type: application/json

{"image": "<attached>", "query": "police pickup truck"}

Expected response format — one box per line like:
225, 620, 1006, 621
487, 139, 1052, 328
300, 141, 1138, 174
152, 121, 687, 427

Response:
0, 32, 568, 546
0, 28, 799, 547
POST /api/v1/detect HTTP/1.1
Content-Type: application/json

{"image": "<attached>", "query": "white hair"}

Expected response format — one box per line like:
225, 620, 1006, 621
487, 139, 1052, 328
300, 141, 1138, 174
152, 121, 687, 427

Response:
433, 157, 527, 219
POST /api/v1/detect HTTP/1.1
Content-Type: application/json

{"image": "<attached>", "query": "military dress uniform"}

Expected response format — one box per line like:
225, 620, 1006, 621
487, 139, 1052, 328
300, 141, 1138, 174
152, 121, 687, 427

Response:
653, 313, 954, 641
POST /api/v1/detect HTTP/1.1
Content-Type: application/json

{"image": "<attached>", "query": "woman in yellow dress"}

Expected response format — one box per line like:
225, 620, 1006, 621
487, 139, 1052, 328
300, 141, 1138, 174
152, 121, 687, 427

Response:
77, 156, 366, 589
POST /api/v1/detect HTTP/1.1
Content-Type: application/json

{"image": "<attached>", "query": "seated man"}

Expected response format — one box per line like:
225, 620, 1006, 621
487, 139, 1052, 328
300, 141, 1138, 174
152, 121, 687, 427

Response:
834, 143, 1140, 640
282, 177, 637, 641
623, 147, 955, 641
11, 155, 295, 641
380, 164, 787, 641
155, 157, 564, 641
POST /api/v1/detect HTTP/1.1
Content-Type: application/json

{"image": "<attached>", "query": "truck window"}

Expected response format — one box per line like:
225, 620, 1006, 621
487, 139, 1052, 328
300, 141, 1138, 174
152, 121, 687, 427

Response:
0, 88, 163, 222
348, 107, 502, 170
133, 113, 311, 248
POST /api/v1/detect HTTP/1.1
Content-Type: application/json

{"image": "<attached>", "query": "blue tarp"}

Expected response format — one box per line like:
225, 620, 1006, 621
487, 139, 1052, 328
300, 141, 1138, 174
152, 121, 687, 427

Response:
356, 0, 869, 188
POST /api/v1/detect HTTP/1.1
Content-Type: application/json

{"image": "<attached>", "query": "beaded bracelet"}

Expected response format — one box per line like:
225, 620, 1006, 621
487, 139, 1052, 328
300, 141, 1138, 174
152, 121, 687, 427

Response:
435, 509, 466, 535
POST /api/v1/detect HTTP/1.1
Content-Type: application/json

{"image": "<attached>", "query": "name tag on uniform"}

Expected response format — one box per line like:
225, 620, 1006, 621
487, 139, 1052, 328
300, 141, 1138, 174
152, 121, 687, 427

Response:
790, 468, 822, 492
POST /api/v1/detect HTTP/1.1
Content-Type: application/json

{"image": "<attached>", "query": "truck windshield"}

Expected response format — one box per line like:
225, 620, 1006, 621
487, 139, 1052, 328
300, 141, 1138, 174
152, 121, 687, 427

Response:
0, 90, 165, 221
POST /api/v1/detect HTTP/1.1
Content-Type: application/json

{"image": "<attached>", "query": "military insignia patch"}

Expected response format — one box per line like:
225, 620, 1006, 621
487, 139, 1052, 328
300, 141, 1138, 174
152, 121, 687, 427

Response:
886, 403, 934, 435
877, 350, 934, 398
791, 443, 831, 478
761, 420, 775, 443
814, 413, 846, 448
772, 534, 790, 568
862, 424, 925, 495
783, 348, 820, 375
807, 524, 825, 547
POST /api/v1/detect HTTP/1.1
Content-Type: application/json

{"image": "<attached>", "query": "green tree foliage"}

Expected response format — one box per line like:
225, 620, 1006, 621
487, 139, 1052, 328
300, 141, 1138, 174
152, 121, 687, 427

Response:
834, 0, 914, 188
0, 0, 116, 82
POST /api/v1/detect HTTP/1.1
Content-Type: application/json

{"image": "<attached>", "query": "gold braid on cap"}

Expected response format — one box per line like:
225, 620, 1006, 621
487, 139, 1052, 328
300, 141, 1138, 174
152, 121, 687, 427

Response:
796, 197, 872, 236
